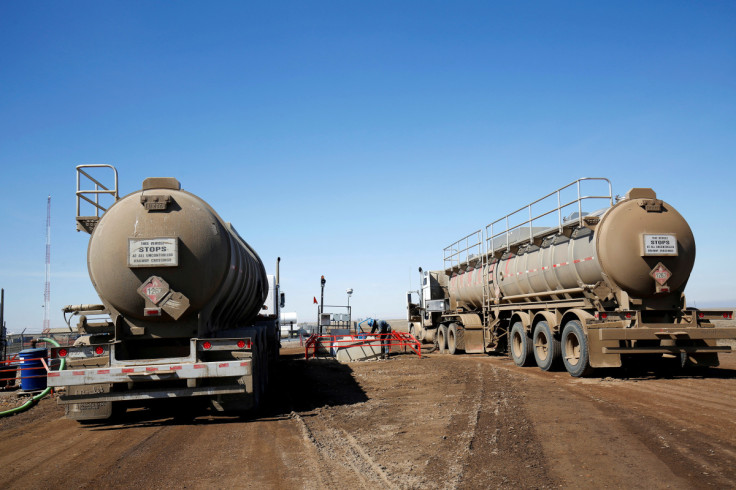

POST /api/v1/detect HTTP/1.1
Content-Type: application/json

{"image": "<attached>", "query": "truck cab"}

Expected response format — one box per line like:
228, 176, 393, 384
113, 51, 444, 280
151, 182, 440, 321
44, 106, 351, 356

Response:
406, 269, 449, 343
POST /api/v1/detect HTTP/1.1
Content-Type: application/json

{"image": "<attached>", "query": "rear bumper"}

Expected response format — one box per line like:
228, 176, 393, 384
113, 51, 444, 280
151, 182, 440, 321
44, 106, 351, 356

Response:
48, 359, 250, 388
590, 324, 736, 354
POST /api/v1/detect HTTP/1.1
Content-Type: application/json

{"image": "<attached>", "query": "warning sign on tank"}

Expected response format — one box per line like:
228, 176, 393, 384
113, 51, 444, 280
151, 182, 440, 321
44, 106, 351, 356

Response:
642, 234, 678, 256
128, 238, 178, 267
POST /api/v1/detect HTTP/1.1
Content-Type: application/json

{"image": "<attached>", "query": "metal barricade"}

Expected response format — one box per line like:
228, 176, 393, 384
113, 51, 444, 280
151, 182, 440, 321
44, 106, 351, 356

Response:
305, 332, 421, 360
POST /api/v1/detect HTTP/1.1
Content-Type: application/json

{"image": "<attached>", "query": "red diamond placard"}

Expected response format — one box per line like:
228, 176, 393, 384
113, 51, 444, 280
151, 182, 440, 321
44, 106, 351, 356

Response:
650, 262, 672, 286
138, 276, 169, 305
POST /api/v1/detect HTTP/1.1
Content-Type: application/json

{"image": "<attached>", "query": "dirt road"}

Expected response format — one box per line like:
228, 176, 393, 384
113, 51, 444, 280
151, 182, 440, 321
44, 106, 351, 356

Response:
2, 346, 736, 489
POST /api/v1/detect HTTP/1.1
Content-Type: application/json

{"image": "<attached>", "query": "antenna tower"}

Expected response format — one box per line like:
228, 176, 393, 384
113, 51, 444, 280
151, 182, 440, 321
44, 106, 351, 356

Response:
42, 196, 51, 334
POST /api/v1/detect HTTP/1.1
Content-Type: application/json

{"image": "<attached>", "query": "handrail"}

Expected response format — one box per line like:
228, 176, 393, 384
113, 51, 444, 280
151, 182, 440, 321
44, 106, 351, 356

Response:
76, 164, 119, 218
443, 229, 483, 271
486, 177, 612, 254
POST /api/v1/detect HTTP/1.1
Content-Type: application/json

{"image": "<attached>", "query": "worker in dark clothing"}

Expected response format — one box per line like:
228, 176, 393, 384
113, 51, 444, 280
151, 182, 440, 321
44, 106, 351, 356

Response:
371, 320, 391, 359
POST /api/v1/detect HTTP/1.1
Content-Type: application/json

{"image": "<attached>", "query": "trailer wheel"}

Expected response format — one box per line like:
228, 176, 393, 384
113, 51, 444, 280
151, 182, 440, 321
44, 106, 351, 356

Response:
437, 325, 448, 354
510, 322, 534, 367
561, 320, 593, 377
533, 321, 561, 371
251, 347, 262, 410
259, 334, 268, 397
447, 324, 458, 355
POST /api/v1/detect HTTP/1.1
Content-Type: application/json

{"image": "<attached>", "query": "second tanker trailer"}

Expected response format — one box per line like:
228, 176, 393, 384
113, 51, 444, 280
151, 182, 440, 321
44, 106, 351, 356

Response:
47, 165, 282, 421
407, 178, 736, 376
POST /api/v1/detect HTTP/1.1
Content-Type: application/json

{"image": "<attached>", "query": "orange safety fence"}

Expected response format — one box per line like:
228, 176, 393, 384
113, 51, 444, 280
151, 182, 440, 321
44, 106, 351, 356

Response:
305, 331, 421, 359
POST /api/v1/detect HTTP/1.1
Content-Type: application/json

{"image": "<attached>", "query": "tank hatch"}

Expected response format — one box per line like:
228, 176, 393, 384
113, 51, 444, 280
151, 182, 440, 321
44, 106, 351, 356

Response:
142, 177, 181, 191
625, 188, 656, 199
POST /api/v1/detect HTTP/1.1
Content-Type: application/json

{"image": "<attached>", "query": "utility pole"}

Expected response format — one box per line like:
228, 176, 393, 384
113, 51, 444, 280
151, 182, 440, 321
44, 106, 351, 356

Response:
346, 288, 353, 334
1, 288, 5, 361
42, 196, 51, 334
319, 275, 326, 335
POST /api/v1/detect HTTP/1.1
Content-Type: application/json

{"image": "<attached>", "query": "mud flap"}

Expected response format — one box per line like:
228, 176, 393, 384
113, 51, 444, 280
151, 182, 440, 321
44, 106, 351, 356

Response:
65, 383, 113, 421
684, 339, 720, 368
210, 375, 254, 413
456, 313, 484, 353
463, 329, 486, 353
587, 327, 622, 368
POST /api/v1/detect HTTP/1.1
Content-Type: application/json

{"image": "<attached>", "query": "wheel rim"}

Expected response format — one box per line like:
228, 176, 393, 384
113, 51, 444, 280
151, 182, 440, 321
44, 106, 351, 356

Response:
511, 330, 522, 358
565, 332, 581, 366
535, 330, 549, 361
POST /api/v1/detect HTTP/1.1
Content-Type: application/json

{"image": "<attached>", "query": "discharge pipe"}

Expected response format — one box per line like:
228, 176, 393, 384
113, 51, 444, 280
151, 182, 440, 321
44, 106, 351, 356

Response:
0, 337, 65, 418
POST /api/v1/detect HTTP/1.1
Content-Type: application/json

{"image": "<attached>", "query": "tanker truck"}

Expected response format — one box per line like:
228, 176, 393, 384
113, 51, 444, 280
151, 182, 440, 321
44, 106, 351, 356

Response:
47, 165, 282, 421
407, 177, 736, 376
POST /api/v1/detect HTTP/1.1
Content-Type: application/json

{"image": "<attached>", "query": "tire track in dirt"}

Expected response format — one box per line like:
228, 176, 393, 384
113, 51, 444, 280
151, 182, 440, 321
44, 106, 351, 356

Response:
445, 363, 484, 488
433, 357, 556, 489
587, 390, 736, 487
291, 410, 396, 489
290, 411, 343, 489
509, 357, 736, 488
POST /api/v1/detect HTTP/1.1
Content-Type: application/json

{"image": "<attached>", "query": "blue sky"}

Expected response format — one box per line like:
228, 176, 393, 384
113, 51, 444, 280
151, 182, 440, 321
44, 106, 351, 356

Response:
1, 1, 734, 333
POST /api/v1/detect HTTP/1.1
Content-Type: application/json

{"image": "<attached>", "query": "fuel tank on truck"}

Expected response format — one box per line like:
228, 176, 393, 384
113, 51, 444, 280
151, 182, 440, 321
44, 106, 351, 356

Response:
87, 177, 268, 338
449, 187, 696, 307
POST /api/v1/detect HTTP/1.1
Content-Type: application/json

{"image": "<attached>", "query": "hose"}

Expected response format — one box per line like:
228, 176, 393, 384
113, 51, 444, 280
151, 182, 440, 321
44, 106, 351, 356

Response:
0, 338, 65, 418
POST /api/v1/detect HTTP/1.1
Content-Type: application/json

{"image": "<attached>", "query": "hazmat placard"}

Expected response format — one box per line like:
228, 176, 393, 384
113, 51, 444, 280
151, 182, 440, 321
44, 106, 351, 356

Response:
128, 238, 178, 267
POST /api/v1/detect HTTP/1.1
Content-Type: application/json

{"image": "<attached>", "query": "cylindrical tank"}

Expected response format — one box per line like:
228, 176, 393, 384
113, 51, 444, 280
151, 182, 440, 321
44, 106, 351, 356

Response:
449, 188, 695, 308
18, 348, 48, 392
280, 312, 298, 326
87, 177, 268, 332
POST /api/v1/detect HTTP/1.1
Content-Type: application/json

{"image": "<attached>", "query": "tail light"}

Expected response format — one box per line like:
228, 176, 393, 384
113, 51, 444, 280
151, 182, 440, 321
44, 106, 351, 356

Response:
237, 340, 245, 349
58, 348, 68, 358
94, 346, 105, 355
202, 341, 212, 350
698, 312, 705, 319
725, 312, 734, 320
625, 313, 632, 319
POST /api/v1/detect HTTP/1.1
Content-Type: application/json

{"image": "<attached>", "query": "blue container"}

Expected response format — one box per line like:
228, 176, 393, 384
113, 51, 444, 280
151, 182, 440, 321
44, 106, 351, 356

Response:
19, 348, 48, 392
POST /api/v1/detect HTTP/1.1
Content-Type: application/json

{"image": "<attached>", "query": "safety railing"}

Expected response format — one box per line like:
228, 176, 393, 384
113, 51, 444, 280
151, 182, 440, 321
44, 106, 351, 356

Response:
485, 177, 613, 254
75, 164, 119, 233
444, 229, 483, 271
305, 332, 421, 359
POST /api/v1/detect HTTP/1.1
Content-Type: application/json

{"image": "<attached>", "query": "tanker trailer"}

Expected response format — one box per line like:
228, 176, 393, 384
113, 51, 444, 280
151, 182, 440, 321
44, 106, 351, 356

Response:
47, 165, 282, 421
408, 177, 736, 376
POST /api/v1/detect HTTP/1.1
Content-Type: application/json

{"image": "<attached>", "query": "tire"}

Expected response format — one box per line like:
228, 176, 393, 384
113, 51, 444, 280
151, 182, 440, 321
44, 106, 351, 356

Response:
251, 348, 262, 410
437, 325, 448, 354
533, 321, 561, 371
561, 320, 593, 377
259, 334, 268, 397
447, 324, 457, 355
509, 322, 534, 367
409, 324, 416, 339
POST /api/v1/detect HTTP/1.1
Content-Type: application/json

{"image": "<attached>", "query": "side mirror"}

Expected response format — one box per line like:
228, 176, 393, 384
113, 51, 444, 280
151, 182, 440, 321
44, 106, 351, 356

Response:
280, 292, 286, 309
